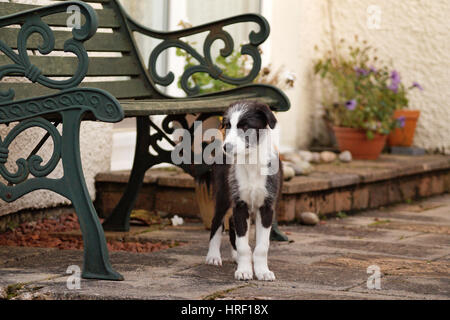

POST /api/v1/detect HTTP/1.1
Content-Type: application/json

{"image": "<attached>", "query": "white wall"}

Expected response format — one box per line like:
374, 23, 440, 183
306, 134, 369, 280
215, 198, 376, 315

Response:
320, 0, 450, 154
266, 0, 450, 153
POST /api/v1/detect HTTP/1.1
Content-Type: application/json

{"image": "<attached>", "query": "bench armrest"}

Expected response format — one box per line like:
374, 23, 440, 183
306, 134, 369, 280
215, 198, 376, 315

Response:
119, 1, 269, 96
0, 1, 98, 103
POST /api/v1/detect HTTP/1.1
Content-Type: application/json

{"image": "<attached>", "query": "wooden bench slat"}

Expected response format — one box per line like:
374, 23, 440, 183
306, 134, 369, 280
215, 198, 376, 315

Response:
0, 55, 140, 76
0, 28, 132, 52
0, 3, 120, 28
1, 79, 152, 100
120, 95, 278, 116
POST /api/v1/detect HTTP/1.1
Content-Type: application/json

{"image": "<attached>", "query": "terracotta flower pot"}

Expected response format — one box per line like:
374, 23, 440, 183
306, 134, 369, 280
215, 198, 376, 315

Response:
388, 109, 420, 147
333, 126, 387, 160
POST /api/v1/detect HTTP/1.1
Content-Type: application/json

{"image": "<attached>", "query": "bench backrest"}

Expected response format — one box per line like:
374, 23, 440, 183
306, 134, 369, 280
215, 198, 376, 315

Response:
0, 0, 158, 101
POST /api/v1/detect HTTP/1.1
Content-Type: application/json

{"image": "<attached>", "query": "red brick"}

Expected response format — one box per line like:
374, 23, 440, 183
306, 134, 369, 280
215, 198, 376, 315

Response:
315, 191, 335, 215
368, 183, 389, 208
334, 190, 352, 212
397, 177, 418, 202
418, 175, 432, 197
278, 195, 296, 222
154, 188, 199, 217
295, 193, 316, 221
445, 171, 450, 192
388, 181, 403, 204
430, 174, 445, 195
352, 186, 369, 211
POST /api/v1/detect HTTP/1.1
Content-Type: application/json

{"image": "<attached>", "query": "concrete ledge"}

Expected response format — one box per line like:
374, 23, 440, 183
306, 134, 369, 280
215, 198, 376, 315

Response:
94, 154, 450, 222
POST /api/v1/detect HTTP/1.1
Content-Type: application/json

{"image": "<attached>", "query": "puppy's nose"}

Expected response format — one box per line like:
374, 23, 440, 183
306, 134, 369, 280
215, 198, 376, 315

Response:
223, 143, 234, 154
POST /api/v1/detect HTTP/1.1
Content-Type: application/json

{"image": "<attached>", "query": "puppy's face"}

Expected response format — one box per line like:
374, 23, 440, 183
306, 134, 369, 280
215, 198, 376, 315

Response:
221, 101, 277, 156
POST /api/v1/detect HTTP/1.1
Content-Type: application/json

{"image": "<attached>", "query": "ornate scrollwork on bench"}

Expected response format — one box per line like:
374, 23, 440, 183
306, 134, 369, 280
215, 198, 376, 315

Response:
0, 88, 124, 124
126, 13, 269, 96
0, 117, 61, 186
0, 1, 98, 103
147, 112, 221, 176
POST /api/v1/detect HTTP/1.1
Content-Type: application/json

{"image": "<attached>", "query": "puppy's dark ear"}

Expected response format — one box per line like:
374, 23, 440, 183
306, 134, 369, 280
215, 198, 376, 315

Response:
256, 103, 277, 129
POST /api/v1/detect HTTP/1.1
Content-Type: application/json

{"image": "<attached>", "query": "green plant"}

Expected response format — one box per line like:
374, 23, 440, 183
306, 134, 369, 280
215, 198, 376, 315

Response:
314, 36, 422, 139
176, 46, 246, 94
175, 20, 295, 95
336, 211, 347, 219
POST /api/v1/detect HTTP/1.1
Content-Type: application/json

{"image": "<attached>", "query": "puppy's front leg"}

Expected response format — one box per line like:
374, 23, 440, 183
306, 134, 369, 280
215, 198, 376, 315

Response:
233, 201, 253, 280
253, 204, 275, 281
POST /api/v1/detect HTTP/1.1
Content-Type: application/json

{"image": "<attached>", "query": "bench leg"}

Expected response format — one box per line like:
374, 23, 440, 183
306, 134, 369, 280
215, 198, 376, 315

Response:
102, 117, 151, 232
62, 110, 123, 280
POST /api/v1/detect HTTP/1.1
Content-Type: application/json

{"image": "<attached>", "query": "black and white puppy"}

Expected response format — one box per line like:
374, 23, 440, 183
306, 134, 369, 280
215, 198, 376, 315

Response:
205, 100, 282, 281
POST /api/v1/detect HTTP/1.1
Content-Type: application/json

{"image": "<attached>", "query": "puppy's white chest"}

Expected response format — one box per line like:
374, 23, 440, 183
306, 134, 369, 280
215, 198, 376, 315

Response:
234, 165, 267, 211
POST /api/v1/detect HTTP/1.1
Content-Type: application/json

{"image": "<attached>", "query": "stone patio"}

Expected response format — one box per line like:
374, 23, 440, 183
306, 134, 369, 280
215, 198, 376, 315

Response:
0, 194, 449, 300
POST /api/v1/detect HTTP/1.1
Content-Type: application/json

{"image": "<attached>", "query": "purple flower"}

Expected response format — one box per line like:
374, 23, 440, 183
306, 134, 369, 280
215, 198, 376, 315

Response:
387, 82, 399, 93
345, 99, 357, 110
369, 66, 377, 73
354, 67, 369, 76
397, 115, 406, 128
388, 70, 401, 92
390, 70, 401, 83
412, 81, 423, 90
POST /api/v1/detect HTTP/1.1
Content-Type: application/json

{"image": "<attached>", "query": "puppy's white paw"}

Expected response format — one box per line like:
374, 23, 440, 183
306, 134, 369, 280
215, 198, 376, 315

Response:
255, 270, 276, 281
235, 268, 253, 280
231, 249, 238, 263
205, 255, 222, 266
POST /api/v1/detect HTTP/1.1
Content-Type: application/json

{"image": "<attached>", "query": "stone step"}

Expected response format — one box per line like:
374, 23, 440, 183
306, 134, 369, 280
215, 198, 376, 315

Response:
94, 154, 450, 223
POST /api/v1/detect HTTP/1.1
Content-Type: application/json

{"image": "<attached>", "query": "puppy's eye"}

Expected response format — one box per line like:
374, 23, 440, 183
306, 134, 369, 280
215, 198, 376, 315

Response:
238, 123, 248, 131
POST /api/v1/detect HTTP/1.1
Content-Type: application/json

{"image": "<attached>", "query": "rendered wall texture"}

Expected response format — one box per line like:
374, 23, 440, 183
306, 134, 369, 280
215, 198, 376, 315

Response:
271, 0, 450, 154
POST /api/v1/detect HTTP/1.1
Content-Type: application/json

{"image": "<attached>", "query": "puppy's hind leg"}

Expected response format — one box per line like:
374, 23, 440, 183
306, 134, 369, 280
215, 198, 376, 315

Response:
206, 190, 229, 266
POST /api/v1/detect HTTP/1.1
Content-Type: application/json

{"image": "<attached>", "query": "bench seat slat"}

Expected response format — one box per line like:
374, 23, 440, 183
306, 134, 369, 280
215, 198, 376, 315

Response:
120, 95, 278, 116
1, 79, 152, 100
0, 29, 132, 52
0, 55, 140, 76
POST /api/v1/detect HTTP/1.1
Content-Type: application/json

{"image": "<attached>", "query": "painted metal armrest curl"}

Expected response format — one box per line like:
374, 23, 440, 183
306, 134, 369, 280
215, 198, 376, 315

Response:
0, 1, 98, 102
125, 9, 270, 96
0, 87, 123, 192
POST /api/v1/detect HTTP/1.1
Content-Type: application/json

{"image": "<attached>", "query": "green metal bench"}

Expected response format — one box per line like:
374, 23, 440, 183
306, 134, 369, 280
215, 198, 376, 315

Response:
0, 0, 290, 281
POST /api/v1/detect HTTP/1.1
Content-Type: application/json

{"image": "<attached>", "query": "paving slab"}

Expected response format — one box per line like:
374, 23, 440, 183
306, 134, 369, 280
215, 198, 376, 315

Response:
0, 194, 449, 300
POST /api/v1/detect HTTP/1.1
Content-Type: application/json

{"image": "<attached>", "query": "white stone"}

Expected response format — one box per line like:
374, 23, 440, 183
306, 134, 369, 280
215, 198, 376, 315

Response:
311, 152, 321, 163
320, 151, 337, 163
298, 150, 314, 162
0, 287, 6, 300
171, 215, 184, 226
282, 163, 295, 181
287, 160, 313, 176
282, 152, 304, 165
339, 150, 352, 162
299, 212, 319, 225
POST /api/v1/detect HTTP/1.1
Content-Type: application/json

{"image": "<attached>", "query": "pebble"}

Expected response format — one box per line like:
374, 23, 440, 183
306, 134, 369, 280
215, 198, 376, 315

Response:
298, 150, 314, 162
311, 152, 321, 163
299, 212, 319, 225
0, 287, 6, 299
171, 215, 184, 226
282, 162, 295, 180
287, 160, 313, 176
339, 150, 352, 162
282, 152, 304, 165
320, 151, 337, 163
